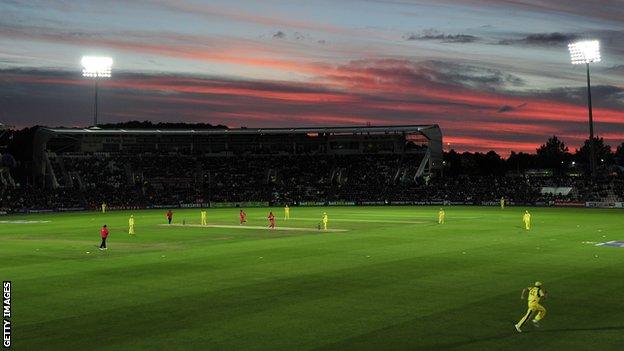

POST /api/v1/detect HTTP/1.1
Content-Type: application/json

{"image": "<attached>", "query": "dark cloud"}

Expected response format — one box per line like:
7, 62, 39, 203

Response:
271, 30, 309, 41
498, 32, 579, 46
404, 30, 478, 43
534, 86, 624, 110
604, 65, 624, 74
498, 103, 527, 113
497, 105, 514, 113
496, 30, 624, 59
422, 61, 525, 90
336, 59, 525, 91
524, 32, 578, 44
272, 31, 286, 39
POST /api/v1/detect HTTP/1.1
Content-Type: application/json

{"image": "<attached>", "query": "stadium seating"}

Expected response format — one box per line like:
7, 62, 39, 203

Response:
1, 151, 620, 212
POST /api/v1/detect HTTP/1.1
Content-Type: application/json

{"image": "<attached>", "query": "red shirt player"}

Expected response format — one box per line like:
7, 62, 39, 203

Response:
268, 211, 276, 229
166, 210, 173, 224
239, 210, 247, 225
99, 225, 109, 250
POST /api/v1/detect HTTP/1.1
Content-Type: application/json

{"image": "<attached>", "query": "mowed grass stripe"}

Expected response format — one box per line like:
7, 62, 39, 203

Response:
1, 206, 623, 350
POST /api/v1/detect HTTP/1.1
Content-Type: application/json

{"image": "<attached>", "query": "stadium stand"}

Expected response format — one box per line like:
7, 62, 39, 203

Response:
0, 125, 623, 212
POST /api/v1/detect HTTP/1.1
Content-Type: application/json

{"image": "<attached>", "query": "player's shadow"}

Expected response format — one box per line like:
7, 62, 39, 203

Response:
530, 326, 624, 333
435, 326, 624, 349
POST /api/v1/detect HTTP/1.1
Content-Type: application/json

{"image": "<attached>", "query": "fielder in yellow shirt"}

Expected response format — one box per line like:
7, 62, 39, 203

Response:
128, 215, 135, 235
200, 209, 208, 226
523, 210, 531, 230
500, 197, 505, 209
284, 205, 290, 220
438, 208, 445, 224
515, 281, 547, 332
322, 212, 328, 231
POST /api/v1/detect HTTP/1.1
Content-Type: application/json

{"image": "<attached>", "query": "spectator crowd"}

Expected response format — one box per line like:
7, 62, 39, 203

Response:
0, 152, 621, 212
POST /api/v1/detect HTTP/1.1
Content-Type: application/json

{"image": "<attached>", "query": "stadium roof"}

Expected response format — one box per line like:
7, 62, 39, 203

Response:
34, 124, 443, 171
40, 125, 440, 136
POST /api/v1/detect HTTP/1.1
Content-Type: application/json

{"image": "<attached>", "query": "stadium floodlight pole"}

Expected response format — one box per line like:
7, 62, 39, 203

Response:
568, 40, 600, 179
81, 56, 113, 127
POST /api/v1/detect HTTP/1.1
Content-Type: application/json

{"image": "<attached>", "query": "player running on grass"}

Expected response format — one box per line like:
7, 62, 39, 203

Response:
239, 210, 247, 225
515, 281, 547, 332
268, 211, 276, 229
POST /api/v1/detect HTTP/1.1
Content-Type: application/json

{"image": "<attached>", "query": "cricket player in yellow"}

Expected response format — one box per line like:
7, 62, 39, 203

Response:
200, 209, 208, 226
515, 281, 547, 332
438, 208, 445, 224
500, 197, 505, 209
284, 205, 290, 220
128, 215, 135, 235
101, 202, 107, 213
523, 210, 531, 230
322, 212, 328, 231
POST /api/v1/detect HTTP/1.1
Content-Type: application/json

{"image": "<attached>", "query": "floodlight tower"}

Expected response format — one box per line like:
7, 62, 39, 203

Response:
568, 40, 601, 178
81, 56, 112, 127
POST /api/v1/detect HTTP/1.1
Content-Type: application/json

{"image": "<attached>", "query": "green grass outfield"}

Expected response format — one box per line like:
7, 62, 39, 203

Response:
1, 206, 623, 350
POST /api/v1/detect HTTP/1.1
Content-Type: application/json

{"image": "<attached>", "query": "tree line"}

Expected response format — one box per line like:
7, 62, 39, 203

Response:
444, 136, 624, 176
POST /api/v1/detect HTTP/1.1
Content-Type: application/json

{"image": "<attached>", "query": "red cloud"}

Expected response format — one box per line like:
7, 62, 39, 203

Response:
3, 62, 624, 155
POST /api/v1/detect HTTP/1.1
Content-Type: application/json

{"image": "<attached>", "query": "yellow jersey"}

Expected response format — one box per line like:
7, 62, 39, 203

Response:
527, 286, 545, 305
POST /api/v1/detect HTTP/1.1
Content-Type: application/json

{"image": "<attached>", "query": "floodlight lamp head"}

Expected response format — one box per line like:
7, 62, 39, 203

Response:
81, 56, 113, 78
568, 40, 601, 65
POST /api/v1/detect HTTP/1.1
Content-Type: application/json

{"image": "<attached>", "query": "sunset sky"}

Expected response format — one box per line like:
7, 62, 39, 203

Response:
1, 0, 623, 154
